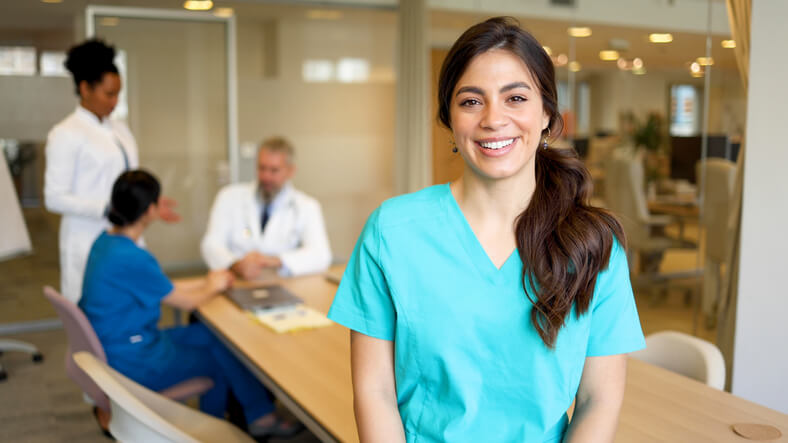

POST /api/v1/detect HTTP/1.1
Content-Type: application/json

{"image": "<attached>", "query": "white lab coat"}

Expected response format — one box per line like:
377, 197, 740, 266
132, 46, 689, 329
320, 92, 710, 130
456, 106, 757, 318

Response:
44, 106, 138, 303
201, 182, 331, 276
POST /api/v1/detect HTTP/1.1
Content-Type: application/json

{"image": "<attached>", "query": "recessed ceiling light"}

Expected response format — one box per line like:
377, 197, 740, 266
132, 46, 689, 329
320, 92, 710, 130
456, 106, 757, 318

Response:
696, 56, 714, 66
632, 58, 643, 69
721, 39, 736, 49
306, 9, 343, 20
690, 62, 701, 73
568, 27, 592, 38
599, 50, 620, 61
183, 0, 213, 11
617, 58, 632, 71
554, 53, 568, 66
543, 46, 552, 56
213, 7, 233, 18
568, 61, 582, 72
649, 33, 673, 43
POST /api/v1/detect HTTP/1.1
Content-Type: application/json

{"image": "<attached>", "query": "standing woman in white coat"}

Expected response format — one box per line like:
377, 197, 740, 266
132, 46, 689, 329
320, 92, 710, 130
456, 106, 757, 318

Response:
45, 39, 178, 303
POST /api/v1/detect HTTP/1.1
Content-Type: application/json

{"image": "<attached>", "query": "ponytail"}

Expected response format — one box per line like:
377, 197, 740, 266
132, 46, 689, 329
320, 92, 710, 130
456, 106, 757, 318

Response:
515, 147, 625, 348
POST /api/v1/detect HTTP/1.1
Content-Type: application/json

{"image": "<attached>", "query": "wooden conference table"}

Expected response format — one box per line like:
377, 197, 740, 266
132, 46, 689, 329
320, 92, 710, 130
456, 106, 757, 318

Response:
198, 266, 788, 443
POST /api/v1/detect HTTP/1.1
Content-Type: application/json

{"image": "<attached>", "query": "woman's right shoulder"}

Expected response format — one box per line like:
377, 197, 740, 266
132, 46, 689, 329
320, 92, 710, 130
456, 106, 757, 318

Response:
47, 111, 84, 141
372, 184, 449, 230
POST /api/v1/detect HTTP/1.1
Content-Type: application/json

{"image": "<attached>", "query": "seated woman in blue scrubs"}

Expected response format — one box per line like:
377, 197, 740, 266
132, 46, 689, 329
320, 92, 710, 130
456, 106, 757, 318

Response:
80, 169, 299, 439
328, 17, 645, 442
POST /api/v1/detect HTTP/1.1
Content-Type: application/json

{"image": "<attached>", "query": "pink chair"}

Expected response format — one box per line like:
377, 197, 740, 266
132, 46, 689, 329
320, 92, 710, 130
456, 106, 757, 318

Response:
43, 286, 215, 416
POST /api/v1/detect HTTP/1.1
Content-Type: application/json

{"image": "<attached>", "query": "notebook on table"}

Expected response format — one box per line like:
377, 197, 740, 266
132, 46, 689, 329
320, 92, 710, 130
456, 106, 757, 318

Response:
225, 285, 303, 313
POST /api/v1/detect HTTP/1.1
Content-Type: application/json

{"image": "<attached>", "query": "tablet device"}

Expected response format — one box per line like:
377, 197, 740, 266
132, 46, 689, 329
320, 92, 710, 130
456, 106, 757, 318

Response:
225, 285, 303, 313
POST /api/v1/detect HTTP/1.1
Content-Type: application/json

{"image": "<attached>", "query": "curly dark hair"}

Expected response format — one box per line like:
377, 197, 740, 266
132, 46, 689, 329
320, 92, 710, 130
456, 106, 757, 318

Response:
64, 38, 118, 96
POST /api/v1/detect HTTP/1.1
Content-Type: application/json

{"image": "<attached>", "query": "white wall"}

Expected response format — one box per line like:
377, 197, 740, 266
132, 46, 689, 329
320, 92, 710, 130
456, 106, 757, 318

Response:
235, 15, 397, 260
732, 0, 788, 414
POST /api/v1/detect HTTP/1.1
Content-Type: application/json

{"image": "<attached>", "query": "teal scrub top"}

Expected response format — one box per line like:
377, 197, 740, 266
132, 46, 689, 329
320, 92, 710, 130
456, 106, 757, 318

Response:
327, 184, 645, 442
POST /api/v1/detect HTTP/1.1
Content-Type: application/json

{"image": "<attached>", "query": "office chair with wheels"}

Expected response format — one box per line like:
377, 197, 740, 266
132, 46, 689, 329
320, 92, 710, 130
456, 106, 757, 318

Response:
0, 339, 43, 381
630, 330, 725, 390
73, 351, 254, 443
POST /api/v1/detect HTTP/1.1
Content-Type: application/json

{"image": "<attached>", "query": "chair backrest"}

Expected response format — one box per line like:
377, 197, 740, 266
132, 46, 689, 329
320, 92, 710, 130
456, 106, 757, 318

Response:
696, 158, 736, 262
43, 286, 110, 411
72, 352, 253, 443
605, 148, 650, 246
630, 330, 726, 390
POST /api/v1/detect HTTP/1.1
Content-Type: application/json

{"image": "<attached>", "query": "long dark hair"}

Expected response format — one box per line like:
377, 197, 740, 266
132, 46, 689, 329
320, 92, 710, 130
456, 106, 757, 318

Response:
64, 38, 119, 96
108, 170, 160, 227
438, 17, 625, 348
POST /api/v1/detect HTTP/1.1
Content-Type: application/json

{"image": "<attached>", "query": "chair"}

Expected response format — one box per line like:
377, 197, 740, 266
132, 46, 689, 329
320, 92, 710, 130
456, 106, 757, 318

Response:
0, 339, 43, 381
73, 351, 254, 443
42, 286, 214, 417
630, 330, 725, 390
604, 148, 697, 285
696, 158, 736, 327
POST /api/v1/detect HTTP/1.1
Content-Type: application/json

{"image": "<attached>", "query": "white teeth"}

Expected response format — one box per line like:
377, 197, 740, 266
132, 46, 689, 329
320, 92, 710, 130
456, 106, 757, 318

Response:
479, 138, 515, 150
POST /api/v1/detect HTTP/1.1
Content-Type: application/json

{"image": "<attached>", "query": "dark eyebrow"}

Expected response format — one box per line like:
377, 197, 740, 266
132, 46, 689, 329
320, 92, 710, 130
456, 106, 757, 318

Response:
501, 81, 532, 93
455, 86, 484, 97
455, 82, 532, 97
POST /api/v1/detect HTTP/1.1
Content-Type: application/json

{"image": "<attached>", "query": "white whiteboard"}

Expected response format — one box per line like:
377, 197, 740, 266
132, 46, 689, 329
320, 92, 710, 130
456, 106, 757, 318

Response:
0, 153, 32, 260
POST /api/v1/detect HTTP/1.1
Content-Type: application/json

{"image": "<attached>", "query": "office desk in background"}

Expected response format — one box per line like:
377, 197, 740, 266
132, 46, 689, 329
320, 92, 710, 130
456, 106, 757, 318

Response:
198, 266, 788, 443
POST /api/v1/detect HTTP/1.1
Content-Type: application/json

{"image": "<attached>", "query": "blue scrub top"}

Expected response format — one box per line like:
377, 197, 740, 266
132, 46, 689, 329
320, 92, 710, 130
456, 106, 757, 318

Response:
80, 231, 175, 379
328, 184, 645, 442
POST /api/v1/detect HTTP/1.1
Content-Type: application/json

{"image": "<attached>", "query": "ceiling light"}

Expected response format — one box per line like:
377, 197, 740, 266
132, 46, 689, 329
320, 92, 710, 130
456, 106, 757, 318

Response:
649, 33, 673, 43
691, 71, 704, 78
568, 27, 592, 38
690, 62, 701, 73
568, 61, 581, 72
633, 67, 647, 75
183, 0, 213, 11
617, 58, 632, 70
306, 9, 343, 20
213, 7, 233, 18
99, 17, 119, 26
721, 39, 736, 49
632, 57, 643, 69
696, 56, 714, 66
599, 50, 620, 61
543, 46, 552, 56
554, 53, 568, 66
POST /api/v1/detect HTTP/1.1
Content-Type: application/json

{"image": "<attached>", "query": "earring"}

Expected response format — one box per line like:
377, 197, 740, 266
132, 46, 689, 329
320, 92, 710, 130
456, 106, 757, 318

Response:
543, 128, 551, 149
450, 139, 458, 153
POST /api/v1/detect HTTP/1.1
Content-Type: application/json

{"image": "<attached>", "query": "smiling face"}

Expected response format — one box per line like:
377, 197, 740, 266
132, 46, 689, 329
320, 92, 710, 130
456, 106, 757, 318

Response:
450, 49, 550, 182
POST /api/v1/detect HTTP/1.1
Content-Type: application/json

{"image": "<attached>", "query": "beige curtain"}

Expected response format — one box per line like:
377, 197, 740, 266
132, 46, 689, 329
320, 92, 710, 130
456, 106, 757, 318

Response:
726, 0, 751, 88
718, 0, 751, 391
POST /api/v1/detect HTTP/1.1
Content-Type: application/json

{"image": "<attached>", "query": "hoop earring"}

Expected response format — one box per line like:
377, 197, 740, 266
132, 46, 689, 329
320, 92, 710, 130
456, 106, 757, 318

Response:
450, 139, 458, 153
543, 128, 551, 149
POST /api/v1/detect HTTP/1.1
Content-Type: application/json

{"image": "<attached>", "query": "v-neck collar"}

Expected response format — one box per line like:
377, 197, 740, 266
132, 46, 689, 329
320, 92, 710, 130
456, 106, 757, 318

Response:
441, 183, 520, 285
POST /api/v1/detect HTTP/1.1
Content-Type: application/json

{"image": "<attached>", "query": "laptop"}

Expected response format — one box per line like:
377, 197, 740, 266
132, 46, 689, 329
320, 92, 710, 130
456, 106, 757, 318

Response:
225, 285, 303, 313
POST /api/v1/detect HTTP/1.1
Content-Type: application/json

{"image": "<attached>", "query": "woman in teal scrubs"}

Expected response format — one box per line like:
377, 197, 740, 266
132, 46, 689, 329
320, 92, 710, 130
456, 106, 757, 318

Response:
328, 17, 645, 442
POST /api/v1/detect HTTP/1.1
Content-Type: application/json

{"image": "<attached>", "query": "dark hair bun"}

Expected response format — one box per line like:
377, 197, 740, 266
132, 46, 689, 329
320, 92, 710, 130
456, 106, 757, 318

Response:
64, 38, 119, 96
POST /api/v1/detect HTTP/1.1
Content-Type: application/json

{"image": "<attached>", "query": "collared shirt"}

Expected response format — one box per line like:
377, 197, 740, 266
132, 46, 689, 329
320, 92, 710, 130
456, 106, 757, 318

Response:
201, 181, 332, 276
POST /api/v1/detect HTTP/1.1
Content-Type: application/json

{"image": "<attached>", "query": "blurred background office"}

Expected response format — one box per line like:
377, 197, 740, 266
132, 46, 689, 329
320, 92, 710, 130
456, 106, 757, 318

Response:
1, 0, 784, 439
